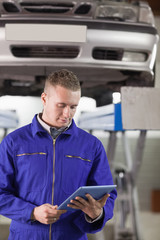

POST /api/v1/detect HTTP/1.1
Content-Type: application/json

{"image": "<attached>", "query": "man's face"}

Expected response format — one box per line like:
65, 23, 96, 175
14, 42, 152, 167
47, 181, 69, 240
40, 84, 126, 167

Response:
41, 85, 81, 128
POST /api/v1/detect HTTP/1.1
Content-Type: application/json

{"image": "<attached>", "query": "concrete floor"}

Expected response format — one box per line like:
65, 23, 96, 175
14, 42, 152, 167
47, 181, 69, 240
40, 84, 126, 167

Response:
0, 212, 160, 240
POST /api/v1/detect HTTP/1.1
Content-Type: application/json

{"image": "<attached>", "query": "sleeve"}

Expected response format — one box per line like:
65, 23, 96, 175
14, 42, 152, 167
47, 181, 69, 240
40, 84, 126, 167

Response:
0, 136, 36, 224
73, 138, 117, 234
85, 208, 103, 223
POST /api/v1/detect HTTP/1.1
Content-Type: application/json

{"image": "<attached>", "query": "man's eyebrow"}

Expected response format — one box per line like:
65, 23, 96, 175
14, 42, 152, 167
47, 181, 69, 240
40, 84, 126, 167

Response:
57, 102, 66, 106
58, 104, 78, 109
57, 102, 78, 106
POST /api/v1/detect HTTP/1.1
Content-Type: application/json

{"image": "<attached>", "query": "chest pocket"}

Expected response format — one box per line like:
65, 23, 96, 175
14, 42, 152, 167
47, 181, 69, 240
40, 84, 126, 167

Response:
15, 152, 47, 192
61, 154, 92, 194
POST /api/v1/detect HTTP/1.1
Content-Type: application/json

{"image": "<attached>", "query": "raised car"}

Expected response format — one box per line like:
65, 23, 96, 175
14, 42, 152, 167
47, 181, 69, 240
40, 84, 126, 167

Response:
0, 0, 158, 105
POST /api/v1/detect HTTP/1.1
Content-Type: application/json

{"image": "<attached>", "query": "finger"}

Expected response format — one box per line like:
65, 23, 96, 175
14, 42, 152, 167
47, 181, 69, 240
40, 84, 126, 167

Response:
53, 217, 58, 222
70, 199, 84, 208
56, 210, 67, 218
53, 215, 60, 221
67, 199, 83, 209
45, 208, 57, 216
47, 217, 58, 224
102, 193, 110, 201
85, 194, 95, 203
52, 205, 58, 209
47, 215, 59, 220
98, 194, 110, 206
45, 205, 66, 214
75, 196, 88, 205
67, 203, 81, 209
47, 212, 62, 223
58, 209, 67, 214
47, 210, 66, 219
49, 205, 66, 214
42, 204, 57, 215
45, 203, 57, 209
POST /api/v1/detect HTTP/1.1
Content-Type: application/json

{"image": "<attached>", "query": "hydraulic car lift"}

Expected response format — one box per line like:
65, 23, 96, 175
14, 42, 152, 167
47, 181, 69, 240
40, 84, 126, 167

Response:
107, 130, 146, 240
78, 87, 160, 240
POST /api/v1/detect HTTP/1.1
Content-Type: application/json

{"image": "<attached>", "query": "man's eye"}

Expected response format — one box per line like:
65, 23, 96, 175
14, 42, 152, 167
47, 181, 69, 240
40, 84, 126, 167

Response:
71, 106, 77, 110
58, 104, 65, 108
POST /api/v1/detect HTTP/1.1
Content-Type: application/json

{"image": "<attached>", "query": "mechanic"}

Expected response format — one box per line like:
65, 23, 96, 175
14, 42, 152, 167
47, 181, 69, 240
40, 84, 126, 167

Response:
0, 69, 117, 240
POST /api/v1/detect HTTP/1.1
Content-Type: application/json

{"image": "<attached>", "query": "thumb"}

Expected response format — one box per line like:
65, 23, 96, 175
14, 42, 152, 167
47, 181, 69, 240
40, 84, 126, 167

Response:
98, 194, 110, 206
52, 205, 58, 210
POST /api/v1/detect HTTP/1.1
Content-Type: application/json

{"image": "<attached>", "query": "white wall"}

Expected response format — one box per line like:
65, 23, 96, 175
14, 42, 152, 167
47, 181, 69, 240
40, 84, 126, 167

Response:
0, 95, 96, 136
0, 96, 42, 128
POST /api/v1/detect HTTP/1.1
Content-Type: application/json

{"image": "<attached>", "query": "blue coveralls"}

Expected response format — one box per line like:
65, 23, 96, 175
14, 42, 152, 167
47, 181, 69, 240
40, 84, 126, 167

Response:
0, 115, 117, 240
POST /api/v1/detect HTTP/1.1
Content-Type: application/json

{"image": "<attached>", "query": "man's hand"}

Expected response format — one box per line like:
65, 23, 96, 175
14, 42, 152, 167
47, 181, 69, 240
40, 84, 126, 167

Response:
67, 193, 110, 220
32, 203, 67, 224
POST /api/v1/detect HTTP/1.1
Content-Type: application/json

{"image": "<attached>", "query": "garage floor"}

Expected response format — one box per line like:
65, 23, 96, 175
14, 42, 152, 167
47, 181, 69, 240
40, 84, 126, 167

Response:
0, 212, 160, 240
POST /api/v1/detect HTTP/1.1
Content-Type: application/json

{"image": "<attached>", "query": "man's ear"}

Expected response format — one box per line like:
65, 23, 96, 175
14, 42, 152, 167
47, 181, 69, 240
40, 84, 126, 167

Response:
41, 92, 47, 105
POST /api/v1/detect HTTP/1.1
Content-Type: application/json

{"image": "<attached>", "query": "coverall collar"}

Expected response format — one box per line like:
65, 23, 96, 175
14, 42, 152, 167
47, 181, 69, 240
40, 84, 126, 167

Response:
31, 114, 78, 137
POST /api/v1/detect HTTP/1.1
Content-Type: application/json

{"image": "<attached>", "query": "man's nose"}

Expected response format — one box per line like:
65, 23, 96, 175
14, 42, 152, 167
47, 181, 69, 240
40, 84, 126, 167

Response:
63, 106, 70, 118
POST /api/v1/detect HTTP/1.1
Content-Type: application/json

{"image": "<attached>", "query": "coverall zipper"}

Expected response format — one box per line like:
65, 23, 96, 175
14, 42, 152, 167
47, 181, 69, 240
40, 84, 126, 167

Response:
49, 138, 56, 240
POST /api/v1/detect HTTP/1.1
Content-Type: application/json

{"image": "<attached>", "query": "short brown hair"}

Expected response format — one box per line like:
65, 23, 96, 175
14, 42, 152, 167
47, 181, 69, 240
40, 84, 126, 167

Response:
44, 69, 81, 92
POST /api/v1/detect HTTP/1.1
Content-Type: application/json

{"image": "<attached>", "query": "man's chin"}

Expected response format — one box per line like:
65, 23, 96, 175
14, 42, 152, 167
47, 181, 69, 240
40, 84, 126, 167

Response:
58, 120, 70, 128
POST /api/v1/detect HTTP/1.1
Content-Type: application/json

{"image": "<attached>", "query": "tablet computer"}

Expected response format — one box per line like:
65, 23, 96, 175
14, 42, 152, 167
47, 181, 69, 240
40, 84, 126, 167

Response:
58, 185, 116, 210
